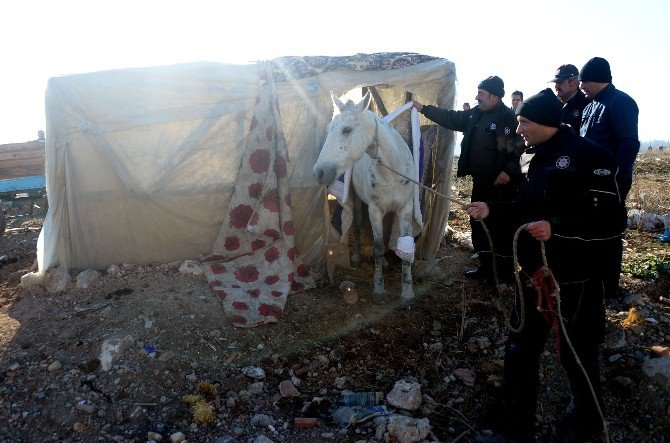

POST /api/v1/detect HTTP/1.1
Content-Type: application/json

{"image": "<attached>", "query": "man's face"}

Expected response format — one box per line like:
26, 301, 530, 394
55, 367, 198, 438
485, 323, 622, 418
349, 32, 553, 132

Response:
476, 89, 497, 111
511, 94, 522, 109
580, 81, 605, 99
554, 78, 578, 102
516, 116, 548, 147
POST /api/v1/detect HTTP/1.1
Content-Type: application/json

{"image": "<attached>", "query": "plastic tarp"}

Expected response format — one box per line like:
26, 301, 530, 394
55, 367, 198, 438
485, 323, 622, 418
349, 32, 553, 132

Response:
38, 52, 456, 275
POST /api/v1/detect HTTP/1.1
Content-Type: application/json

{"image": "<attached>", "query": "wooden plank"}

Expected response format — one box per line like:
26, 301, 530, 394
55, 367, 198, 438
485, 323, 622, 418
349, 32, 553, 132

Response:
0, 158, 45, 169
0, 143, 45, 180
0, 168, 46, 180
4, 226, 43, 233
0, 141, 44, 150
0, 150, 45, 162
0, 164, 45, 174
0, 144, 44, 153
0, 157, 44, 168
368, 86, 389, 117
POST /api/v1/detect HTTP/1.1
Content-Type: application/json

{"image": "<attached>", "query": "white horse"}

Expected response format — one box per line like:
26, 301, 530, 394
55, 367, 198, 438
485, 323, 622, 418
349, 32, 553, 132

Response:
313, 92, 416, 303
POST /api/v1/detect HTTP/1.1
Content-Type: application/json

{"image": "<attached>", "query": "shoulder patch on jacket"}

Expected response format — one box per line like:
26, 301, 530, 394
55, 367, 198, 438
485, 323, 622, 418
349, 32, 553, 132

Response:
556, 156, 570, 169
593, 168, 611, 176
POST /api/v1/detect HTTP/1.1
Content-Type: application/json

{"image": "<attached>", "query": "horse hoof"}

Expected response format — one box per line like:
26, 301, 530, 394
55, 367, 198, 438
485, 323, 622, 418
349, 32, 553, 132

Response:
373, 292, 388, 304
401, 291, 415, 300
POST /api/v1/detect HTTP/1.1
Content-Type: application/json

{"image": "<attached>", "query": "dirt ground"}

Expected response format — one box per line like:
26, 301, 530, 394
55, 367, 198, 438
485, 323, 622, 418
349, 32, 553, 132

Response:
1, 170, 670, 442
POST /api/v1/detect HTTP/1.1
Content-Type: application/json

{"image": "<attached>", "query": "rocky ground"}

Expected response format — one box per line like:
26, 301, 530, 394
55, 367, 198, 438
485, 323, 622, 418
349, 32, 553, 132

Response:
1, 161, 670, 442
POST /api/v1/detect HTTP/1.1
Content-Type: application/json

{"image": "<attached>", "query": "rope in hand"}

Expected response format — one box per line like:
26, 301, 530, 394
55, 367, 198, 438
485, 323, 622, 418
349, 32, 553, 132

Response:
512, 222, 610, 442
374, 157, 610, 442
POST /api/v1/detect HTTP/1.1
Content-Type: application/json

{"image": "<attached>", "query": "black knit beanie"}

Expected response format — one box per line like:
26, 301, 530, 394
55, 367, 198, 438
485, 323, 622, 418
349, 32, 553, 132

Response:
579, 57, 612, 83
515, 88, 562, 128
477, 76, 505, 98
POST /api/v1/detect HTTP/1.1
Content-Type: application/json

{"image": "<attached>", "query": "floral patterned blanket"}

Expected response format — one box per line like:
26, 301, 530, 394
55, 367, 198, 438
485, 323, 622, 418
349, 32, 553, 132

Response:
201, 62, 314, 328
271, 52, 439, 82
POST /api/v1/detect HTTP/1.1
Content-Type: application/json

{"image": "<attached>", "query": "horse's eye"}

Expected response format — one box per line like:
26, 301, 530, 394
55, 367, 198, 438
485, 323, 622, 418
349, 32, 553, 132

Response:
342, 126, 352, 135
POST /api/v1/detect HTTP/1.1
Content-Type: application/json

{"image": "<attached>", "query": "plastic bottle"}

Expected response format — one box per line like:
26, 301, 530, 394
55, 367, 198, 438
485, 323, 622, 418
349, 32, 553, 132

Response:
340, 391, 384, 406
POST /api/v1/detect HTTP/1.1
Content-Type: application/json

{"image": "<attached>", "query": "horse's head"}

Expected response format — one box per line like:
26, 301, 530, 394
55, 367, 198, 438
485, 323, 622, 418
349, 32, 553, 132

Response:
313, 91, 374, 185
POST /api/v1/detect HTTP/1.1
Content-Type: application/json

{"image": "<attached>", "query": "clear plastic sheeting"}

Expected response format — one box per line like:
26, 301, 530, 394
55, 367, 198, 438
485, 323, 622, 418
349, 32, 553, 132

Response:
38, 53, 456, 276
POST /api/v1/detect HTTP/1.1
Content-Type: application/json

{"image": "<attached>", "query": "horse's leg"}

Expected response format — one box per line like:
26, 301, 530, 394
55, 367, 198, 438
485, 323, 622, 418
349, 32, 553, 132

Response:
381, 213, 391, 274
350, 192, 362, 268
398, 210, 415, 300
368, 205, 388, 304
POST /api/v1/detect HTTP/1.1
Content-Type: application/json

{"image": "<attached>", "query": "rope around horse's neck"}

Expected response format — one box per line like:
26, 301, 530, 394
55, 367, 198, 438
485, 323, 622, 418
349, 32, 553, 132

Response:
369, 156, 468, 208
368, 118, 408, 182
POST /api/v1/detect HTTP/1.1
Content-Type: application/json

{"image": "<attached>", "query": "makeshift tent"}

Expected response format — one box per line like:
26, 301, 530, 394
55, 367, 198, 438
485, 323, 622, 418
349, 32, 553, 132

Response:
36, 52, 457, 283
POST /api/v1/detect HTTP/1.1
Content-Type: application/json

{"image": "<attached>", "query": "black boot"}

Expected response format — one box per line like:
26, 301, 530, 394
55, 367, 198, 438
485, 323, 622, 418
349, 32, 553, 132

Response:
465, 254, 493, 280
464, 266, 492, 279
554, 414, 605, 442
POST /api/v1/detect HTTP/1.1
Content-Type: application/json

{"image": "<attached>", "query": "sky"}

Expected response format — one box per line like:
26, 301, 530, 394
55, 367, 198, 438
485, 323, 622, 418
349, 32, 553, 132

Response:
1, 0, 669, 145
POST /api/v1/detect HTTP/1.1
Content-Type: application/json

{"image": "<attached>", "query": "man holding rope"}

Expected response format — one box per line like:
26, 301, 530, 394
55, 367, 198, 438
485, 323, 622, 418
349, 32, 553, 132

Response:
412, 76, 524, 283
467, 89, 626, 442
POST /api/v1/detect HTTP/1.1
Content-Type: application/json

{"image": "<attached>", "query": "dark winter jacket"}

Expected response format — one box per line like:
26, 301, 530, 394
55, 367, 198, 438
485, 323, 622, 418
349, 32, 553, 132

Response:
561, 89, 590, 133
491, 126, 627, 282
579, 84, 639, 197
421, 101, 524, 184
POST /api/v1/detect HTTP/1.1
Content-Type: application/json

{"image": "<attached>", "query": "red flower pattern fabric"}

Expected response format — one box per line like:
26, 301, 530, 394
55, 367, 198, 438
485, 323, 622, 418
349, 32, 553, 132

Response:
202, 62, 314, 328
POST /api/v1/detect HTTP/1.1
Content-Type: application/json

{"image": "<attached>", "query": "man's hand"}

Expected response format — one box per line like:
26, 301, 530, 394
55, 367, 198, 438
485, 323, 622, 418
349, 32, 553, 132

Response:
525, 221, 552, 241
494, 171, 511, 185
411, 101, 423, 112
466, 202, 490, 220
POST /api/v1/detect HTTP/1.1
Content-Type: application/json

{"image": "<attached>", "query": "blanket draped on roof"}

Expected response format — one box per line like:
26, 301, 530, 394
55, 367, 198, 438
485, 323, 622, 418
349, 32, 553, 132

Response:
271, 52, 439, 82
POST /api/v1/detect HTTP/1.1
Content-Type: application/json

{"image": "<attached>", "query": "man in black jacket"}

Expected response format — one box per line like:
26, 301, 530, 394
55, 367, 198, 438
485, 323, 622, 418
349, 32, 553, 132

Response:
412, 76, 524, 280
467, 89, 626, 442
580, 57, 640, 300
551, 64, 590, 132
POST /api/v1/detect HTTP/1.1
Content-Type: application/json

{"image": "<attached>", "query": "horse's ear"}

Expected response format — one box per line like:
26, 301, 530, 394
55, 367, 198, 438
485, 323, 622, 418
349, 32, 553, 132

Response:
331, 92, 346, 113
356, 91, 372, 113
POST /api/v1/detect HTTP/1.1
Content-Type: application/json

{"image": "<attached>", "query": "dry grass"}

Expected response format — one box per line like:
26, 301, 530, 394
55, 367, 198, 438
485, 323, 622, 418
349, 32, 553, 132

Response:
628, 149, 670, 216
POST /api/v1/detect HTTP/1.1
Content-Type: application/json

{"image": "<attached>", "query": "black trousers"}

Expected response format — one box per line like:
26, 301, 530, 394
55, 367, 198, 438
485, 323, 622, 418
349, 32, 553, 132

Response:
502, 277, 605, 441
595, 237, 623, 299
470, 179, 518, 279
